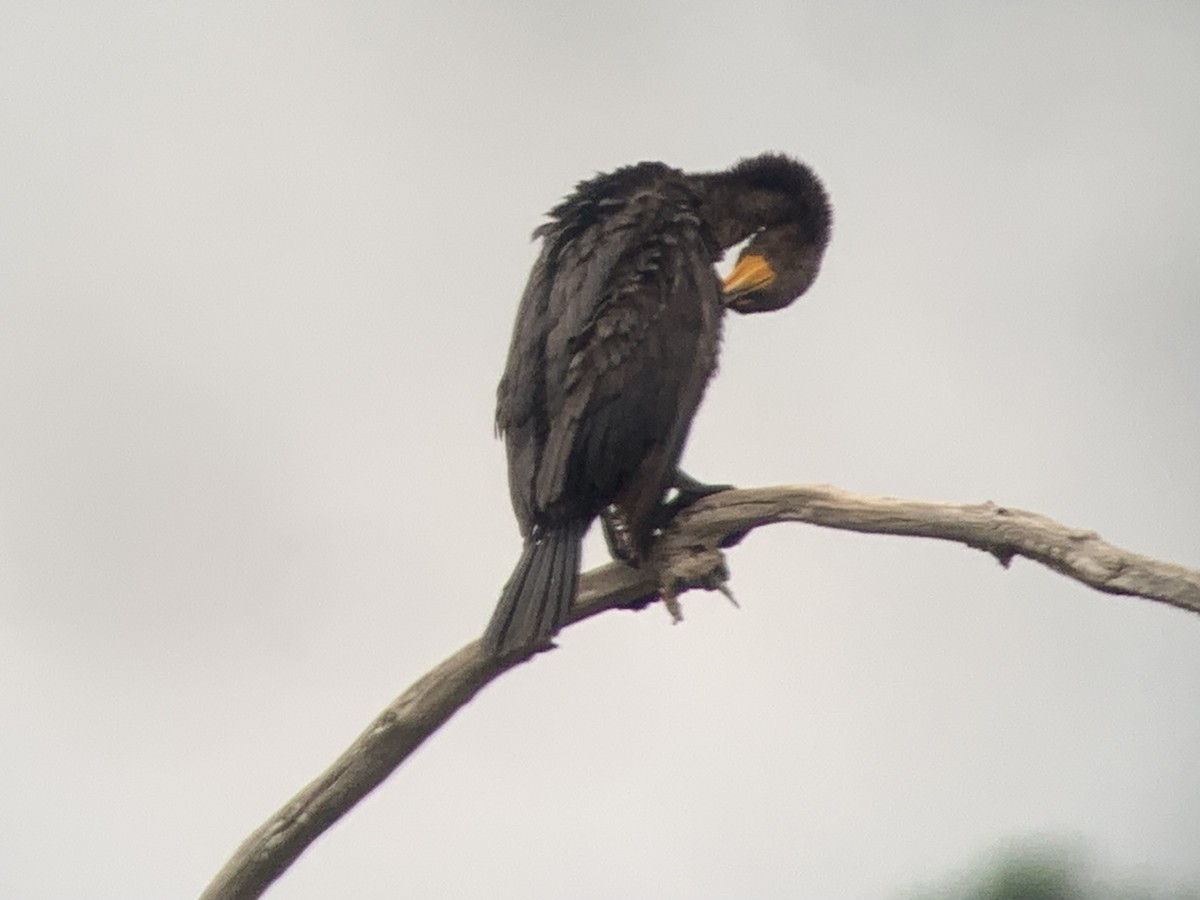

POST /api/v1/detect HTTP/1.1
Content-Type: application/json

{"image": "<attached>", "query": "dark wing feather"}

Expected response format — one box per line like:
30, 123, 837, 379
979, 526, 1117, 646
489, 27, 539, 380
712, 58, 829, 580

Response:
496, 241, 555, 535
497, 165, 723, 541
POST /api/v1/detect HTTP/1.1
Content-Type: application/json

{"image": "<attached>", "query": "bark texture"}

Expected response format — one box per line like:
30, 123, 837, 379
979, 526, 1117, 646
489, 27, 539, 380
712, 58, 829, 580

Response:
200, 484, 1200, 900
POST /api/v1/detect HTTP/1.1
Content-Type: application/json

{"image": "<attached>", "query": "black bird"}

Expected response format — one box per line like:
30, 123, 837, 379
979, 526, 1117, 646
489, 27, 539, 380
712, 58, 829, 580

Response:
483, 153, 831, 658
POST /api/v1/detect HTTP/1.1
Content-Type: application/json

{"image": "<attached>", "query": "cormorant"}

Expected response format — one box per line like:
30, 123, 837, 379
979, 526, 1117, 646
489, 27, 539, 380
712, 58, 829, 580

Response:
483, 153, 831, 658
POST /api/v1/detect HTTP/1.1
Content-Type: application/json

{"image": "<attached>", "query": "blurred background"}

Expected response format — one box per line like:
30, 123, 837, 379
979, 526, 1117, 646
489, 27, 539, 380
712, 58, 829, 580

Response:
2, 3, 1198, 898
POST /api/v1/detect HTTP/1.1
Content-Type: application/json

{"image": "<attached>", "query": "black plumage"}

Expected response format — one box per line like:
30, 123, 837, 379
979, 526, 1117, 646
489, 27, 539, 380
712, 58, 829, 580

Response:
483, 154, 831, 657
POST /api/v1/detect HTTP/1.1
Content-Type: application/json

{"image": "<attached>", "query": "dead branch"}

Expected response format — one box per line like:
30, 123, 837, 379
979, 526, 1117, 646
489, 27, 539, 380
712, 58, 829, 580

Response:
199, 484, 1200, 899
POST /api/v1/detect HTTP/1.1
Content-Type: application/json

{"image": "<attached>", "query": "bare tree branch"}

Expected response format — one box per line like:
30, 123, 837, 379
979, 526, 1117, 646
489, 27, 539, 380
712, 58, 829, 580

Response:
199, 484, 1200, 899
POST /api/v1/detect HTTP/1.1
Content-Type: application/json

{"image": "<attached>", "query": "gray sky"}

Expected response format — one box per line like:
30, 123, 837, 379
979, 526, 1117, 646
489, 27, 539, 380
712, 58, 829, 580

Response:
3, 3, 1199, 898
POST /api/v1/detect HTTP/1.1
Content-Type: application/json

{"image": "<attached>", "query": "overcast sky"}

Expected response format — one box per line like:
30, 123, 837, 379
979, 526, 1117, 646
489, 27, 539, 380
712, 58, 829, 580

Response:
3, 3, 1199, 898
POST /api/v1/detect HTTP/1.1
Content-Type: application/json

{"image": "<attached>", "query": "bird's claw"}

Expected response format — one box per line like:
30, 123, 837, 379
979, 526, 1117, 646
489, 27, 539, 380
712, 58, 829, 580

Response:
653, 470, 736, 534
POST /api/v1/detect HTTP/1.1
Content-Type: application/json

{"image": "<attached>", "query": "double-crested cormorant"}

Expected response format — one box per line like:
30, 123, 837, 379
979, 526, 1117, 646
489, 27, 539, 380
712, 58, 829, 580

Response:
483, 153, 831, 657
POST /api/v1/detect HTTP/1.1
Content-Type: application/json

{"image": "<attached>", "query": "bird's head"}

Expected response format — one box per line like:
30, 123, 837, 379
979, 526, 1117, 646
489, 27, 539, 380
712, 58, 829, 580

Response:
722, 222, 828, 313
694, 153, 832, 314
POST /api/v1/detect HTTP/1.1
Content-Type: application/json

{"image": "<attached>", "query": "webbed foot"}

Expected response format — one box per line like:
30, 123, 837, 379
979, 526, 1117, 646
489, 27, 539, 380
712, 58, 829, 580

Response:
653, 469, 734, 531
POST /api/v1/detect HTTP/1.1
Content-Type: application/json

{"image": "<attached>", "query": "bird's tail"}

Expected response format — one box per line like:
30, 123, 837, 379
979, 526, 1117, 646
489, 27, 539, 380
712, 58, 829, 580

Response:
482, 521, 586, 658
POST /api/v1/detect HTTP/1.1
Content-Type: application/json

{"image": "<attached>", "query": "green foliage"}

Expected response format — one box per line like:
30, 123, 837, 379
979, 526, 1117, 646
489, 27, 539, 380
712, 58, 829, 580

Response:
906, 843, 1199, 900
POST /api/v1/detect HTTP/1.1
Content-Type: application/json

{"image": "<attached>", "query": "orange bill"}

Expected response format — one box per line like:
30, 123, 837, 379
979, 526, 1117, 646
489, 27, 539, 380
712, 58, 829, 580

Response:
722, 254, 776, 301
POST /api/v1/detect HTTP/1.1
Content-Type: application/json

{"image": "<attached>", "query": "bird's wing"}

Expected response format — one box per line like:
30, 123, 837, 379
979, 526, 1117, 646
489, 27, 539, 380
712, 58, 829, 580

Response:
497, 188, 683, 531
495, 239, 554, 535
496, 239, 553, 438
532, 192, 723, 525
495, 193, 661, 437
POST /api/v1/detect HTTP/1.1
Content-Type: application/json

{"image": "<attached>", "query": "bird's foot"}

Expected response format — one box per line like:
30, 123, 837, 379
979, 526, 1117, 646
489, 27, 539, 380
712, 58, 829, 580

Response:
653, 470, 735, 532
602, 504, 639, 564
672, 469, 734, 505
